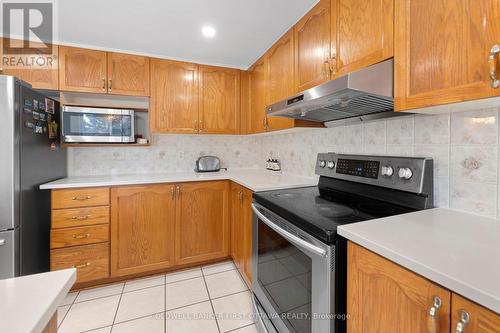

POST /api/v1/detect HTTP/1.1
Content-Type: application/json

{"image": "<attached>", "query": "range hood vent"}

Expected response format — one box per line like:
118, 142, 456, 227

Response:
266, 59, 395, 123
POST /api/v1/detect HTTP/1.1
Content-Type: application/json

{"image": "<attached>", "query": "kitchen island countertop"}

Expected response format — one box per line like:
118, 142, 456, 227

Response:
0, 268, 76, 333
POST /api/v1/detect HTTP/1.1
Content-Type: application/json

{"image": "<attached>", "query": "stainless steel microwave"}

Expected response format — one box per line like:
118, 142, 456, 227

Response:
61, 106, 135, 143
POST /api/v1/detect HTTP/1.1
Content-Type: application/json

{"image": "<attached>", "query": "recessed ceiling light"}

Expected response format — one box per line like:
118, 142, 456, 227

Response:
202, 25, 216, 38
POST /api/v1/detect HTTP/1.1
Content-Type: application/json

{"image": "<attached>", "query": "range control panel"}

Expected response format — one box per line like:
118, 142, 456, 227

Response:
315, 153, 433, 195
336, 159, 380, 179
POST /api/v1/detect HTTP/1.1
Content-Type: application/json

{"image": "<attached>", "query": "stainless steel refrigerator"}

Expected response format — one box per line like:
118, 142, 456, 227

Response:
0, 76, 66, 279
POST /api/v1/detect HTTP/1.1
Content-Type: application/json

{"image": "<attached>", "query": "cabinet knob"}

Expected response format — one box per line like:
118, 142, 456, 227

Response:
102, 78, 106, 91
72, 262, 90, 269
455, 310, 470, 333
108, 79, 112, 91
427, 296, 442, 333
72, 233, 90, 239
71, 215, 90, 220
176, 186, 180, 197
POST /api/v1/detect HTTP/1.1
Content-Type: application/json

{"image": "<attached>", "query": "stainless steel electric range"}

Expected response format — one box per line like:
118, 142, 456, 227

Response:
251, 153, 434, 333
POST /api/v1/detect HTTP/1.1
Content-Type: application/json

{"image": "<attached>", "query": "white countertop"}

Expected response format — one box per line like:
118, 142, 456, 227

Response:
338, 208, 500, 314
39, 169, 317, 192
0, 269, 76, 333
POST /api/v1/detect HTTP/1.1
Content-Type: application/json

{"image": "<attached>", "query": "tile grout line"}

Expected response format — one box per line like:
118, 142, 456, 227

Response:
225, 322, 255, 333
58, 290, 79, 329
201, 265, 223, 333
110, 282, 126, 331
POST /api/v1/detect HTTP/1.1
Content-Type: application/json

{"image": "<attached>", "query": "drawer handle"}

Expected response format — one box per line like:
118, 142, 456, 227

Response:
427, 296, 442, 333
71, 195, 92, 201
72, 233, 90, 239
455, 310, 470, 333
72, 262, 91, 269
71, 215, 90, 221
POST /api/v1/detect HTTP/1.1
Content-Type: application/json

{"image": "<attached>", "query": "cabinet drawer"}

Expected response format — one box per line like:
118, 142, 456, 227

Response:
52, 206, 109, 228
51, 243, 109, 283
51, 224, 109, 249
52, 188, 110, 209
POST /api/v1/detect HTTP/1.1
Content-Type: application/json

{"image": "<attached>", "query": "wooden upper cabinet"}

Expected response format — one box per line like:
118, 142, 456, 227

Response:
150, 59, 199, 134
335, 0, 393, 76
110, 184, 176, 277
266, 29, 295, 131
1, 38, 59, 90
294, 0, 332, 92
198, 65, 241, 134
59, 46, 107, 93
452, 294, 500, 333
107, 52, 149, 96
248, 58, 267, 133
395, 0, 500, 111
175, 181, 230, 265
347, 242, 451, 333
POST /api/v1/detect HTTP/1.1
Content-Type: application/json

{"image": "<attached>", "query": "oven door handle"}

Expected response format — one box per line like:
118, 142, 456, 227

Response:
252, 203, 327, 258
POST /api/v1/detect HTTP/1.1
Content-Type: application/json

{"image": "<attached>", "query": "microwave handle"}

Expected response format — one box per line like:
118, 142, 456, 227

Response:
251, 203, 327, 258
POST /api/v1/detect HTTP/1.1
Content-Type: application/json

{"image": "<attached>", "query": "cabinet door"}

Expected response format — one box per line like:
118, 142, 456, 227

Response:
294, 0, 332, 92
175, 181, 230, 265
59, 46, 107, 93
230, 183, 244, 271
241, 187, 253, 285
347, 242, 451, 333
395, 0, 500, 111
107, 52, 150, 96
110, 184, 176, 277
1, 38, 59, 90
199, 65, 241, 134
248, 58, 267, 134
336, 0, 393, 76
150, 59, 199, 134
266, 29, 295, 131
451, 294, 500, 333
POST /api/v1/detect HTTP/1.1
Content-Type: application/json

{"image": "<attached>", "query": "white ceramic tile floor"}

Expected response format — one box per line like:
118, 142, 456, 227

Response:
57, 260, 253, 333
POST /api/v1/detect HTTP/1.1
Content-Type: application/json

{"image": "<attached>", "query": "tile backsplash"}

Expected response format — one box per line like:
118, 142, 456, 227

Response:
68, 107, 500, 219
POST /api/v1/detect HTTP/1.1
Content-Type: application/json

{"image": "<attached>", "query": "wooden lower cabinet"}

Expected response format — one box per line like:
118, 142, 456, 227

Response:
348, 241, 500, 333
230, 183, 253, 285
110, 184, 176, 277
175, 181, 230, 265
347, 242, 451, 333
451, 294, 500, 333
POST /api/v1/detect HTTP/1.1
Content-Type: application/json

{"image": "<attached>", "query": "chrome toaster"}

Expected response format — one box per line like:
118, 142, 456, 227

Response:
195, 156, 221, 172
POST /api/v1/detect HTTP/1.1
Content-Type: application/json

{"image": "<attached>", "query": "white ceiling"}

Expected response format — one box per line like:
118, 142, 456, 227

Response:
56, 0, 318, 69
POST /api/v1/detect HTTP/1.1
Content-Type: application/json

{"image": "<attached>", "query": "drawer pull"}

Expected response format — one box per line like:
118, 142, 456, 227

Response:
71, 195, 92, 201
73, 262, 91, 269
489, 44, 500, 89
72, 233, 90, 239
455, 310, 470, 333
71, 215, 90, 221
427, 296, 442, 333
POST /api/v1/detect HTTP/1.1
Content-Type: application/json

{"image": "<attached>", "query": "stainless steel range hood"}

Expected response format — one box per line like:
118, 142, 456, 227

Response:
266, 59, 395, 124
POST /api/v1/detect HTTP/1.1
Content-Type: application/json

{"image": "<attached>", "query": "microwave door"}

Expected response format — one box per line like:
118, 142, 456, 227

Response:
62, 109, 134, 143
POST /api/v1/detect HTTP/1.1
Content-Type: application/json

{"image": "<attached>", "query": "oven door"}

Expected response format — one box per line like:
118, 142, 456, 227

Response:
251, 202, 334, 333
61, 107, 134, 143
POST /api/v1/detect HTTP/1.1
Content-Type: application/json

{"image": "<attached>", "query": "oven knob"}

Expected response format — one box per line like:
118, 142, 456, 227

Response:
381, 166, 394, 177
319, 160, 326, 168
327, 161, 335, 169
398, 167, 413, 180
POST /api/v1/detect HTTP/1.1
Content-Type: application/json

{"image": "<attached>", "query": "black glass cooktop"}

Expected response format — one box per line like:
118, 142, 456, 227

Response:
253, 181, 417, 244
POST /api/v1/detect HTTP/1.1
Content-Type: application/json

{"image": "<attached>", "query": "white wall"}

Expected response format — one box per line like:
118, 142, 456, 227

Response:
68, 107, 500, 218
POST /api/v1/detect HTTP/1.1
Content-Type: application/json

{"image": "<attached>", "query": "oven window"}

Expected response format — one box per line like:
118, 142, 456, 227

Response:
63, 112, 132, 136
258, 220, 312, 333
